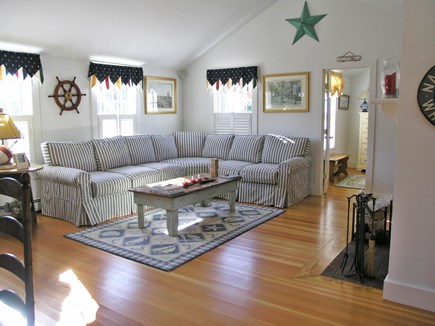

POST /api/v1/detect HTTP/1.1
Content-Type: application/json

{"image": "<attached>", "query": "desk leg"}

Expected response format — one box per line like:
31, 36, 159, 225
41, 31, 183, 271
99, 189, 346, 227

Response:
229, 190, 236, 212
329, 162, 335, 182
343, 157, 349, 176
137, 204, 145, 229
166, 209, 179, 237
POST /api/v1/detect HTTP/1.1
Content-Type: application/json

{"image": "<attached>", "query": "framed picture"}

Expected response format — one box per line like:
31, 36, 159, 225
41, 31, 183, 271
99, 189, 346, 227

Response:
145, 76, 177, 114
338, 94, 350, 110
13, 153, 30, 170
263, 72, 309, 112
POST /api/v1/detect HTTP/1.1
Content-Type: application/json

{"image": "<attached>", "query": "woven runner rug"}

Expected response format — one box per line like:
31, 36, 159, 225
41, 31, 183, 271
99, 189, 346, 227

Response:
335, 175, 365, 189
65, 200, 284, 271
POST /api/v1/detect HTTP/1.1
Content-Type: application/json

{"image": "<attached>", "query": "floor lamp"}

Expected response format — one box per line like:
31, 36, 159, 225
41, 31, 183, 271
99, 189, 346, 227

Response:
0, 108, 23, 169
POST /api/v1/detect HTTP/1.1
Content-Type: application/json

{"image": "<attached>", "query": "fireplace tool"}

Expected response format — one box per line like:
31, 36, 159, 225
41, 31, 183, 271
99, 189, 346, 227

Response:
341, 191, 376, 280
340, 194, 355, 272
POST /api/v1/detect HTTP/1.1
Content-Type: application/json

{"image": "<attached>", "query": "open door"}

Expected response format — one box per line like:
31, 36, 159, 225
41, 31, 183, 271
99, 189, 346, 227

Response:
322, 69, 332, 194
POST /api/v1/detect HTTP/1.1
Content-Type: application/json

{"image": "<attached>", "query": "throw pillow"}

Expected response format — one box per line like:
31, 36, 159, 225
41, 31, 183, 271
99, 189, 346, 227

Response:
228, 135, 264, 163
202, 134, 234, 160
92, 136, 132, 171
124, 135, 156, 165
262, 134, 309, 164
173, 131, 206, 157
151, 135, 178, 161
46, 140, 98, 172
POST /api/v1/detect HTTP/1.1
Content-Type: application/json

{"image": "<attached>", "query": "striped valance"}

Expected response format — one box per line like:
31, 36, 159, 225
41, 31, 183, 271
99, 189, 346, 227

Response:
206, 66, 257, 90
0, 49, 44, 83
88, 62, 143, 89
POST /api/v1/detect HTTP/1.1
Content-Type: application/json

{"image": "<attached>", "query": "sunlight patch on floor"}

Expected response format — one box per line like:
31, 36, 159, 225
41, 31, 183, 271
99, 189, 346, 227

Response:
57, 269, 99, 326
0, 301, 26, 326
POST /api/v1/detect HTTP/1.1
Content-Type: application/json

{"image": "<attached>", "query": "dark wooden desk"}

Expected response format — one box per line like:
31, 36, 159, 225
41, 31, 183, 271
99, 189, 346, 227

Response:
0, 164, 43, 222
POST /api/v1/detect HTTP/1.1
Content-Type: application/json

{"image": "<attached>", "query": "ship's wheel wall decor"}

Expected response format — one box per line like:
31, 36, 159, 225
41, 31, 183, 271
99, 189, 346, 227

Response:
48, 76, 86, 115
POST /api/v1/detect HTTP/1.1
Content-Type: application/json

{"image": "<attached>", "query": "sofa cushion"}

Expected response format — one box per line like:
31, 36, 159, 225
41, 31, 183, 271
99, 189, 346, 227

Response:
202, 134, 234, 160
138, 162, 186, 180
89, 171, 131, 197
262, 134, 309, 164
228, 135, 264, 163
92, 136, 132, 171
163, 157, 210, 176
44, 140, 97, 172
218, 160, 255, 176
173, 131, 206, 158
108, 165, 161, 188
124, 135, 156, 165
239, 163, 279, 184
151, 135, 178, 161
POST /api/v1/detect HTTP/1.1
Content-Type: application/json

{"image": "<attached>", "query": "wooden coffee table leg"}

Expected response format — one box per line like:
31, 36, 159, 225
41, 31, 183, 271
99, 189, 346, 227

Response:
137, 204, 145, 229
229, 190, 236, 212
166, 209, 179, 237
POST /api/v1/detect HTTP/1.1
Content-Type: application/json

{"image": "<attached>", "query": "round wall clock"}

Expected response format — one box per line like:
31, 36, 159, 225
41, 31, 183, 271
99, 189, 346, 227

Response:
48, 76, 86, 115
417, 65, 435, 126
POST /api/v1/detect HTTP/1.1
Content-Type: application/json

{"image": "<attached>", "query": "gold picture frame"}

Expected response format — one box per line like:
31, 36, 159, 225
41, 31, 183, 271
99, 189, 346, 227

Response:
338, 94, 350, 110
145, 76, 177, 114
263, 72, 309, 112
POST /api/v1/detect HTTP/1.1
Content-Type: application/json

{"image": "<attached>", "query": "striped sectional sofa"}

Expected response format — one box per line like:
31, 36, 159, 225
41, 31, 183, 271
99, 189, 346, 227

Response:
38, 132, 311, 226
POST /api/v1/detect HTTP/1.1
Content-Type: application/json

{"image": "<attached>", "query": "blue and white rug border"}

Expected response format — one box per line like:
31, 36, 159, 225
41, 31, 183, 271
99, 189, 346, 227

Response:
65, 200, 284, 272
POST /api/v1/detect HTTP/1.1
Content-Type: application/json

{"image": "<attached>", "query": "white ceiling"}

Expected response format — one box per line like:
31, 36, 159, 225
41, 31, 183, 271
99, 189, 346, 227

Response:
0, 0, 278, 71
0, 0, 402, 71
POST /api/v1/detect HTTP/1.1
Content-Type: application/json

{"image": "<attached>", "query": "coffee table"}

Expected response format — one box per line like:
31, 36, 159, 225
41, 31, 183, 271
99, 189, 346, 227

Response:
129, 174, 242, 237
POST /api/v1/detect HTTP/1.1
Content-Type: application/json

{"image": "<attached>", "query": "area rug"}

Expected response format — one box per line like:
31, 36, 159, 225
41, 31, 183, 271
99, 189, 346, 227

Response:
335, 175, 365, 189
321, 240, 390, 289
65, 200, 284, 271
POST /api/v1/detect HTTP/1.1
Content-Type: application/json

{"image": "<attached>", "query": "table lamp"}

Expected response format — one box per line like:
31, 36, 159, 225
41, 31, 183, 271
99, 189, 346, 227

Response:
0, 108, 23, 169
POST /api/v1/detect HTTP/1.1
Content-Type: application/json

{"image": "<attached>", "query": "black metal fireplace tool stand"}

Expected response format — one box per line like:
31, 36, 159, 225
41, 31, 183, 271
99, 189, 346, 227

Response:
340, 191, 377, 280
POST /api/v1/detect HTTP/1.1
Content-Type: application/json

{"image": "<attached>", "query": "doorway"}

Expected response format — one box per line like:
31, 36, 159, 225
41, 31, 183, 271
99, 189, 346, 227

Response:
320, 60, 377, 195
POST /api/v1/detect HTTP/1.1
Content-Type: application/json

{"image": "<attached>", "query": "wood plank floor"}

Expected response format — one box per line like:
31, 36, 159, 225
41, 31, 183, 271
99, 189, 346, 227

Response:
2, 174, 435, 325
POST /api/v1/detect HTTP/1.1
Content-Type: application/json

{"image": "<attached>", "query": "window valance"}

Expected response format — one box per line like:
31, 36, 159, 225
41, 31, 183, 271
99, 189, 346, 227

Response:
88, 62, 143, 89
207, 66, 257, 90
0, 50, 44, 83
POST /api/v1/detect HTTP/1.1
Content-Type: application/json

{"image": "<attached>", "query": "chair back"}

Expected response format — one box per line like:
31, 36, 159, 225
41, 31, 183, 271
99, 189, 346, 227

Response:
0, 173, 34, 326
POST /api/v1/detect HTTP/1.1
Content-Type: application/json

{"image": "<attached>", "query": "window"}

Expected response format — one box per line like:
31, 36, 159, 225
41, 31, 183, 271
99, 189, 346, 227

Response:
91, 80, 139, 138
212, 81, 255, 134
0, 70, 35, 161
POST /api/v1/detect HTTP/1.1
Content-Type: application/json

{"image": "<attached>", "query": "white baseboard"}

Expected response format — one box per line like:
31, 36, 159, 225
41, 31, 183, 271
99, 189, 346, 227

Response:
383, 274, 435, 313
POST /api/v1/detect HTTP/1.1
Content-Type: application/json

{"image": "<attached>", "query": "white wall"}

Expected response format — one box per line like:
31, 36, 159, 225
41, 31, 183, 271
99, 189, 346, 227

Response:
35, 54, 182, 164
182, 0, 401, 195
383, 0, 435, 312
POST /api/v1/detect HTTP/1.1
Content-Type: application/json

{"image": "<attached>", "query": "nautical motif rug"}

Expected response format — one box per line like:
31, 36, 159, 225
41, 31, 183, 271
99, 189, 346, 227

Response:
65, 200, 284, 271
335, 175, 365, 190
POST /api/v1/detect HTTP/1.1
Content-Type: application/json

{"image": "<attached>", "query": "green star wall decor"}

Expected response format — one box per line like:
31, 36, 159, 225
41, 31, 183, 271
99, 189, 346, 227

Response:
286, 1, 327, 45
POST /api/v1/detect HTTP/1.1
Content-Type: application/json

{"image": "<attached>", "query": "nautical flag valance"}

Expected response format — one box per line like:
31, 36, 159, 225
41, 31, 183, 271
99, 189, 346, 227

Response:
0, 50, 44, 83
206, 66, 257, 90
88, 62, 143, 89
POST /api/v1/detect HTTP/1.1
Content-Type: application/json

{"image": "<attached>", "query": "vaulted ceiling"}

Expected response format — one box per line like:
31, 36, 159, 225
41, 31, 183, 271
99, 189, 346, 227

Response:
0, 0, 402, 71
0, 0, 278, 70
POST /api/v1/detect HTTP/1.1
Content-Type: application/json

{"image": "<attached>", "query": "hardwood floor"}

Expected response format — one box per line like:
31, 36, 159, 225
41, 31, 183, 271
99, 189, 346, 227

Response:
2, 177, 435, 325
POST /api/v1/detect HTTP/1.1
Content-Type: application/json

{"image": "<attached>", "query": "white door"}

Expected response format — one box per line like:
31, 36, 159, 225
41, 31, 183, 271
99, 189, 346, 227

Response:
323, 69, 332, 194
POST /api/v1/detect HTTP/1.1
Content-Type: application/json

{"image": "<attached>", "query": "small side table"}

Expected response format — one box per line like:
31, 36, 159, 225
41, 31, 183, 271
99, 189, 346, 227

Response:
0, 164, 43, 223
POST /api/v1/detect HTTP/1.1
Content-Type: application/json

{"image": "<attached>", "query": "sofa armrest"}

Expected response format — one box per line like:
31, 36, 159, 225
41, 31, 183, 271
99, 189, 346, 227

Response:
277, 156, 311, 207
278, 156, 311, 178
37, 165, 90, 186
